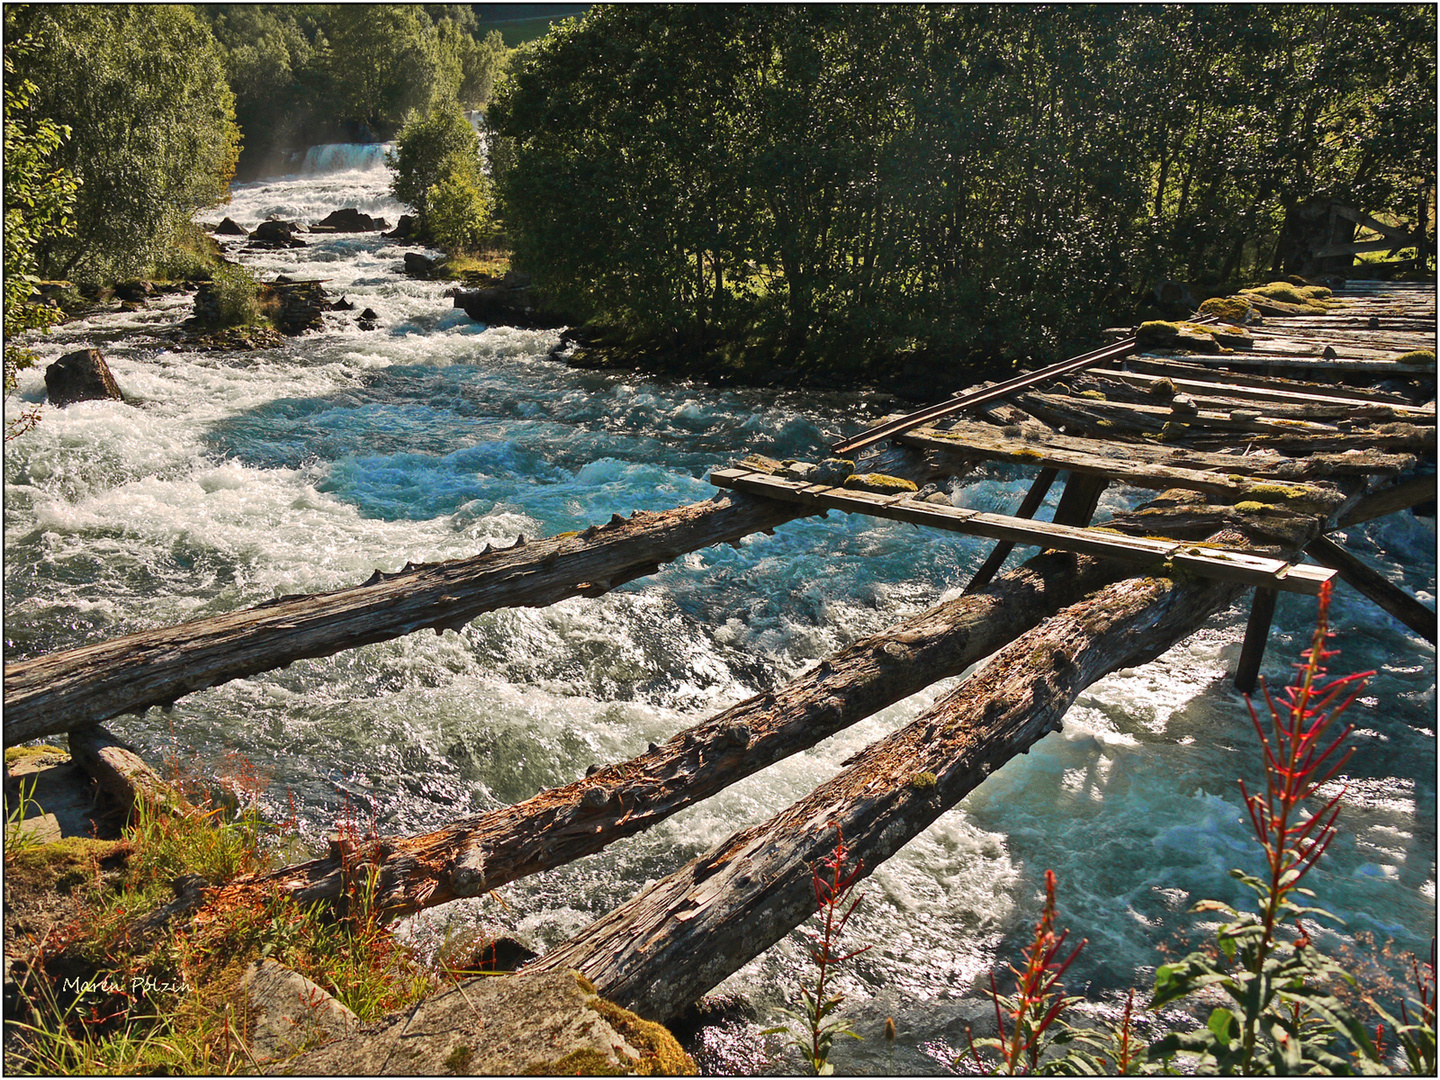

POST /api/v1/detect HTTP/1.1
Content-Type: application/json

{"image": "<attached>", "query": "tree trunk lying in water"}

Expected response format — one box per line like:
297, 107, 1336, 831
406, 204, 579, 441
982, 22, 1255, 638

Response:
528, 554, 1252, 1021
203, 545, 1137, 918
4, 447, 960, 745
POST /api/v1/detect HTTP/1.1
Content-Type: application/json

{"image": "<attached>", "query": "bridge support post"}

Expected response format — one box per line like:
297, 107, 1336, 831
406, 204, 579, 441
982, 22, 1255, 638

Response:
964, 467, 1059, 594
1235, 586, 1279, 693
1052, 471, 1108, 527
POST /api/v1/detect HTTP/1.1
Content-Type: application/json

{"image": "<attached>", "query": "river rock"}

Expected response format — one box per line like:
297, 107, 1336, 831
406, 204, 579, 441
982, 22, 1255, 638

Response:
240, 959, 359, 1063
313, 208, 381, 233
403, 251, 441, 278
113, 280, 156, 302
384, 214, 417, 240
250, 219, 306, 249
213, 217, 248, 236
269, 280, 329, 335
811, 457, 856, 485
279, 970, 694, 1075
44, 349, 124, 406
453, 286, 568, 330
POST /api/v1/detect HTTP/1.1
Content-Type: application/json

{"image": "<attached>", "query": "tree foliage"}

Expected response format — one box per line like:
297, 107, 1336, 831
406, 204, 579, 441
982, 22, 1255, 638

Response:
202, 5, 509, 174
387, 103, 491, 251
489, 6, 1437, 382
4, 5, 240, 284
3, 32, 78, 436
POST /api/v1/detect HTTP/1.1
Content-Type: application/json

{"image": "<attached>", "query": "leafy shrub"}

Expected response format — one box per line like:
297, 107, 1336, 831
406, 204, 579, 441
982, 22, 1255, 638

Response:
387, 103, 485, 249
426, 167, 495, 255
210, 262, 260, 327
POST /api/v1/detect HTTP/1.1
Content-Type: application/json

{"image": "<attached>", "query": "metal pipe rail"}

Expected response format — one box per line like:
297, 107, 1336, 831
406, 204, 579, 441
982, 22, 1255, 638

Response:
830, 314, 1219, 456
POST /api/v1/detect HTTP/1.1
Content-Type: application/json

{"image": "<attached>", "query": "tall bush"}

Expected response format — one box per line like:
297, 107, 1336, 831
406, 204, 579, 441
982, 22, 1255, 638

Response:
387, 104, 488, 247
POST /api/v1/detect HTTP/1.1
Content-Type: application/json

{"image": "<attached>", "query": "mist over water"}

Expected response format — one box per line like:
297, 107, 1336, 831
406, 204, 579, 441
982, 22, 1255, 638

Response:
4, 150, 1434, 1072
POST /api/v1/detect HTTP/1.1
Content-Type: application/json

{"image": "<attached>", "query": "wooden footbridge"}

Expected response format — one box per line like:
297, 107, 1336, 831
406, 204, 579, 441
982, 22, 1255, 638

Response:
4, 279, 1435, 1023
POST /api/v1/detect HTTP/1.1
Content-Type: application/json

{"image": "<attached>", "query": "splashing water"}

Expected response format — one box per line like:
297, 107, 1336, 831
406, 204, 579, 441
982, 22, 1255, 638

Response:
4, 153, 1433, 1073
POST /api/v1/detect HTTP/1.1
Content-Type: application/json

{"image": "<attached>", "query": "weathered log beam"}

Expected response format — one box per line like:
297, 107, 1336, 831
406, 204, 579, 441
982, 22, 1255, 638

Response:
204, 544, 1140, 919
902, 417, 1417, 480
1333, 474, 1437, 528
5, 449, 944, 744
1306, 534, 1437, 644
526, 552, 1252, 1021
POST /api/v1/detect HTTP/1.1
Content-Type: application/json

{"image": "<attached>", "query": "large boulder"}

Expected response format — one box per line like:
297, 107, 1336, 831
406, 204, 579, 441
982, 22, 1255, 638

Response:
213, 217, 248, 236
44, 349, 124, 406
282, 970, 694, 1075
249, 219, 306, 249
383, 214, 418, 240
113, 280, 156, 302
453, 285, 569, 330
240, 959, 359, 1064
312, 207, 381, 233
403, 251, 440, 278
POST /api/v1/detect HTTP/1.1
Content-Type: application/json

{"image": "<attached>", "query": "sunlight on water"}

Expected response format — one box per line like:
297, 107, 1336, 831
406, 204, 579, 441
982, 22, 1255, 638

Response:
4, 152, 1434, 1074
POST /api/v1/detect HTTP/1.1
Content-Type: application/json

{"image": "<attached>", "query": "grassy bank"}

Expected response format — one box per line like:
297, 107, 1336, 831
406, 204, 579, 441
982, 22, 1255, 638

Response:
2, 763, 492, 1074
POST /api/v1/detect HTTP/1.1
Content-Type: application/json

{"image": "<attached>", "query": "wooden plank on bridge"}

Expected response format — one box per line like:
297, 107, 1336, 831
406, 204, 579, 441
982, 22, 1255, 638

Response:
1089, 367, 1436, 420
709, 468, 1336, 594
891, 422, 1344, 508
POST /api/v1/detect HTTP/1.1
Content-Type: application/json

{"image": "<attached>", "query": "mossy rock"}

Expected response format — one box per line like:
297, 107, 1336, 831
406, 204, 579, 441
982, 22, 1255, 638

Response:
1147, 377, 1178, 398
1196, 296, 1262, 325
1136, 320, 1223, 354
843, 472, 918, 495
812, 458, 856, 485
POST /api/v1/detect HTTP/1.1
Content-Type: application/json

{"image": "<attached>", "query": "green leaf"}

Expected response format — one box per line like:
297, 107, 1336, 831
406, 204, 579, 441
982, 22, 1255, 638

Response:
1206, 1006, 1238, 1046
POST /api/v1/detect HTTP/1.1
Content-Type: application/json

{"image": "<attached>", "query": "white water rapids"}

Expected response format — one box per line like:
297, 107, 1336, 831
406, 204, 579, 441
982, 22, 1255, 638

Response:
4, 146, 1434, 1073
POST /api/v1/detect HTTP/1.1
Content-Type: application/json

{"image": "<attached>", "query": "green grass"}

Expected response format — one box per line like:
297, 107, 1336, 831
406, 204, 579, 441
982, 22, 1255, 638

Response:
4, 782, 446, 1075
487, 13, 585, 47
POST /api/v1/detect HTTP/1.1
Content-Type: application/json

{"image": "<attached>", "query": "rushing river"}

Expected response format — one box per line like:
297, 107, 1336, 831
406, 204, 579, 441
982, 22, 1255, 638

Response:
4, 147, 1435, 1073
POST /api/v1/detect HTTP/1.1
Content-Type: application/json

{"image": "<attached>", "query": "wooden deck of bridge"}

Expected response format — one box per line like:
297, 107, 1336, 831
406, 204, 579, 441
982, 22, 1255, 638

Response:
712, 279, 1437, 690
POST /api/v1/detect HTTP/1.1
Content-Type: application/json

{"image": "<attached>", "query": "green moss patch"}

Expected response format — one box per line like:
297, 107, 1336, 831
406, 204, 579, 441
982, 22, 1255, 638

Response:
586, 998, 697, 1075
5, 743, 70, 767
5, 836, 125, 894
1240, 282, 1331, 312
1396, 349, 1435, 365
1197, 296, 1261, 324
843, 472, 918, 494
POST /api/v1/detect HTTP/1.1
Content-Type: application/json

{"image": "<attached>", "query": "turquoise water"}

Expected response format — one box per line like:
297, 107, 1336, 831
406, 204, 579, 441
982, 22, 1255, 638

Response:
4, 149, 1433, 1073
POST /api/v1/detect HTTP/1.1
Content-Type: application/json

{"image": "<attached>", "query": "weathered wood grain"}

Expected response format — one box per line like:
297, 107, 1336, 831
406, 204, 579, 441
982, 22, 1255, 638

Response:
527, 557, 1251, 1020
202, 544, 1142, 919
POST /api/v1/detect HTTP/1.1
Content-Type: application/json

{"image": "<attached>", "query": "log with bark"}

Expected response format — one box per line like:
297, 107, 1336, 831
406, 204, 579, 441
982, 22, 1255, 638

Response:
201, 544, 1141, 919
6, 446, 958, 744
526, 545, 1254, 1021
192, 496, 1320, 928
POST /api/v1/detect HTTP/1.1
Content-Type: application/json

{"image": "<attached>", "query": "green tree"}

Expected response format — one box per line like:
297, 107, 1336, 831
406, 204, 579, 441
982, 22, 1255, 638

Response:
3, 33, 78, 437
386, 103, 487, 245
206, 5, 318, 167
490, 6, 1436, 385
4, 5, 240, 284
317, 6, 456, 137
